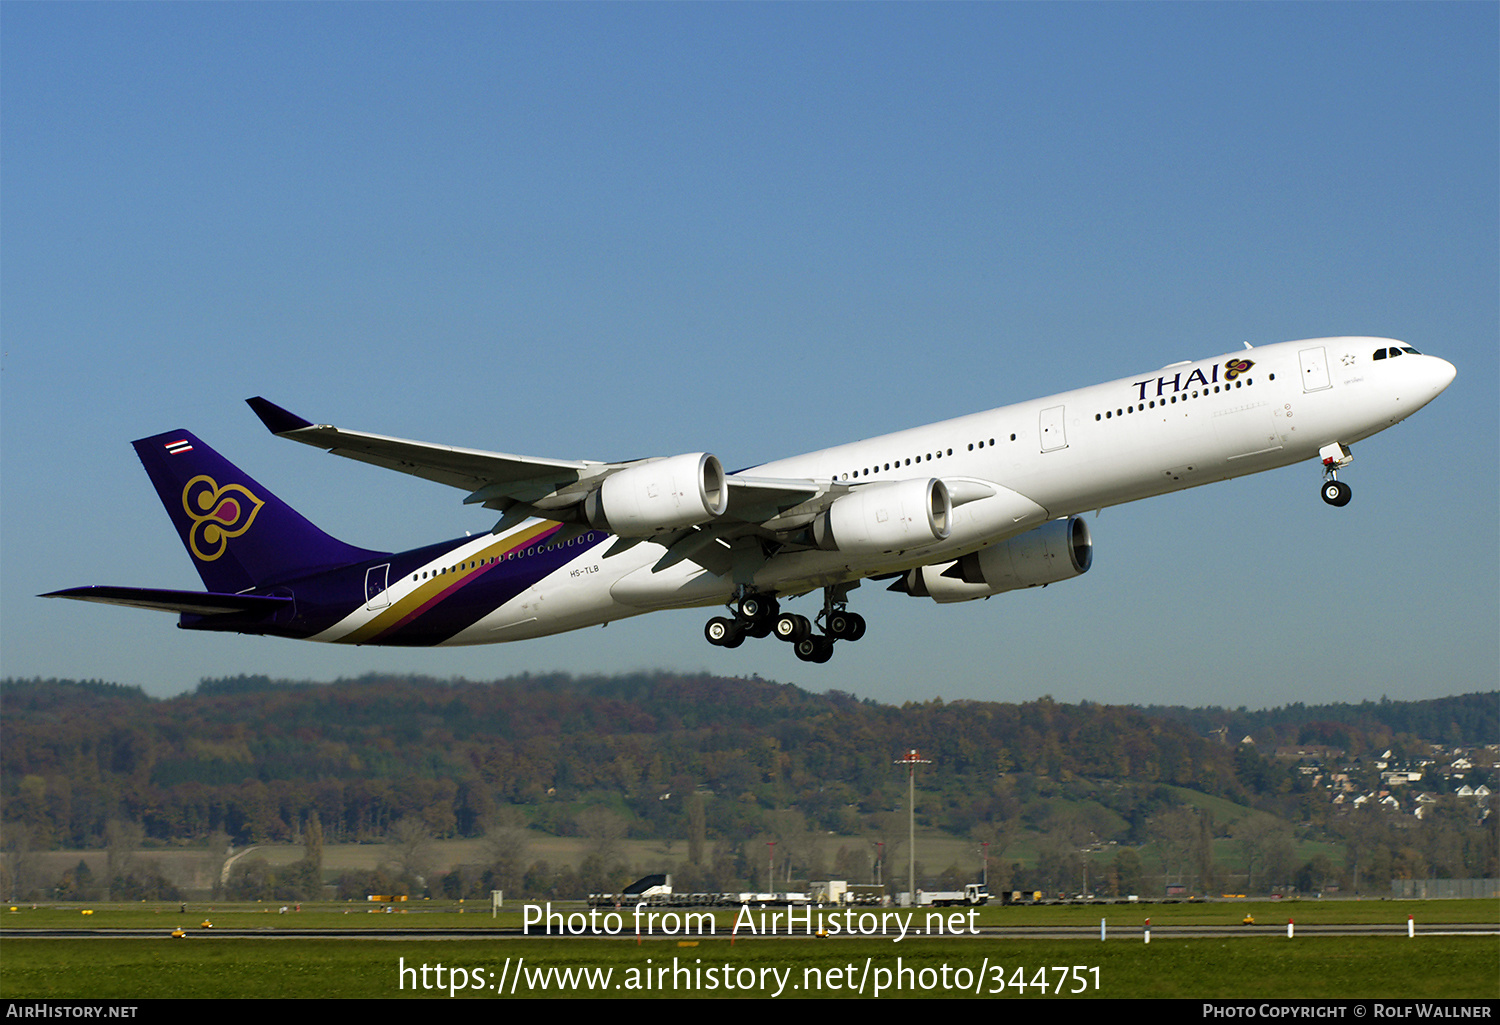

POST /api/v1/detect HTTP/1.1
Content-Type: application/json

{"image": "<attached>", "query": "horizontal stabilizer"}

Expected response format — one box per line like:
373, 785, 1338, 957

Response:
40, 586, 292, 617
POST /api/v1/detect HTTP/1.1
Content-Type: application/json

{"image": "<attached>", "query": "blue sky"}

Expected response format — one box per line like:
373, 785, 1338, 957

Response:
3, 3, 1495, 707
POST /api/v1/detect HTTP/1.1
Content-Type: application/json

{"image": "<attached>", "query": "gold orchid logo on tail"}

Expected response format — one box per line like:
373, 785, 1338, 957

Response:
181, 476, 264, 561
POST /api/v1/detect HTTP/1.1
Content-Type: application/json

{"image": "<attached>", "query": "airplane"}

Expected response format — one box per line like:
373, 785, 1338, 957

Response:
44, 336, 1455, 664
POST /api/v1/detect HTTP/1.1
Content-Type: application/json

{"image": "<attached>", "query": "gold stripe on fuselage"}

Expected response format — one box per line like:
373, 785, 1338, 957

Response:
335, 521, 559, 644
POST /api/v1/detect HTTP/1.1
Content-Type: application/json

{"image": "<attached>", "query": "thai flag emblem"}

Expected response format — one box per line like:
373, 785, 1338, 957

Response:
165, 439, 193, 456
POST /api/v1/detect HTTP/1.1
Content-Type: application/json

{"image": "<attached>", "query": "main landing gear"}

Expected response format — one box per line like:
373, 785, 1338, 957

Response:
703, 591, 780, 650
1319, 442, 1354, 507
704, 586, 866, 663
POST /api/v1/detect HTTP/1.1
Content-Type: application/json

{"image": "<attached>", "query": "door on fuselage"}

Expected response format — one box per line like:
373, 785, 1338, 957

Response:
365, 564, 391, 610
1299, 346, 1331, 393
1039, 405, 1068, 452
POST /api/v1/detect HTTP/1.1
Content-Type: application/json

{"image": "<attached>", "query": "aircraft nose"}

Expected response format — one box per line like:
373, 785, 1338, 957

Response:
1429, 356, 1457, 394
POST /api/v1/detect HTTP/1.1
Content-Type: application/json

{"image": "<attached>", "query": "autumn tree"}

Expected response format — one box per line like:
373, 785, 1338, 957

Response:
1151, 806, 1201, 894
1233, 814, 1294, 894
384, 816, 435, 890
482, 808, 531, 897
686, 792, 706, 866
575, 807, 627, 867
104, 818, 142, 900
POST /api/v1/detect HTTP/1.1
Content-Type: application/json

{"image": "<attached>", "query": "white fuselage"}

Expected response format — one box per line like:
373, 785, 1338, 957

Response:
312, 337, 1454, 645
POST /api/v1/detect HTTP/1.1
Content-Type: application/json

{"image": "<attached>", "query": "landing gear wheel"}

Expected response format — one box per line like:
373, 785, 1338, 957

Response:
794, 636, 834, 663
743, 617, 773, 639
705, 616, 744, 648
774, 613, 812, 642
1321, 480, 1352, 507
827, 611, 866, 641
738, 594, 779, 623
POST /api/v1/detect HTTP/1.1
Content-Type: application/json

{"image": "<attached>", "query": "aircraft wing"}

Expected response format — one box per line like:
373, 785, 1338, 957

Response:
246, 397, 602, 495
247, 398, 835, 547
723, 475, 829, 523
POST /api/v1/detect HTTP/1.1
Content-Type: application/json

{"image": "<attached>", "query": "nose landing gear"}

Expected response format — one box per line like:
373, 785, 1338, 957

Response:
1319, 442, 1354, 507
1321, 480, 1352, 507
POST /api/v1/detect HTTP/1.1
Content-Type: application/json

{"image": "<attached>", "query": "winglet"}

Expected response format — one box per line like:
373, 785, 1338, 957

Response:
246, 397, 314, 435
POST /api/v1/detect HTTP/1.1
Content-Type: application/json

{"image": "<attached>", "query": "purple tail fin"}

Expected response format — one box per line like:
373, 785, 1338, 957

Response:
133, 430, 387, 593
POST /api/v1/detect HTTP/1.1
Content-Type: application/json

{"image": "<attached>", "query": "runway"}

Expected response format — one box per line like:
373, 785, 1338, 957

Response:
5, 922, 1495, 940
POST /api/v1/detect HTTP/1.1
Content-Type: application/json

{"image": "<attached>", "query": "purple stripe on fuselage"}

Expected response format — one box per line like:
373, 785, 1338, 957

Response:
371, 526, 610, 646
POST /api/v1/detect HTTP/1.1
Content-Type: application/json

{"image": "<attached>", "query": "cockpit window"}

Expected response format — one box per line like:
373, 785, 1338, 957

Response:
1400, 346, 1421, 354
1373, 348, 1387, 359
1389, 347, 1403, 357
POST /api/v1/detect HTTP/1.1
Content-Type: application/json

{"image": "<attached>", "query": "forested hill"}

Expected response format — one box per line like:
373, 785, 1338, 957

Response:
0, 673, 1491, 850
1136, 693, 1496, 750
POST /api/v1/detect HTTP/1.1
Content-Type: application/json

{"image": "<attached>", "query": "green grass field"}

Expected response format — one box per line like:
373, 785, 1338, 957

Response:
1, 936, 1495, 999
2, 899, 1495, 999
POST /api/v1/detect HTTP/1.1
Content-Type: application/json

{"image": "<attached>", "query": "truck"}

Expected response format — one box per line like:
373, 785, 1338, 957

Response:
903, 883, 989, 907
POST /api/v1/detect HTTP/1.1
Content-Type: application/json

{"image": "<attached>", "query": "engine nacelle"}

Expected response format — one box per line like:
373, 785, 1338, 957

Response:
583, 453, 728, 536
813, 478, 951, 554
903, 516, 1092, 603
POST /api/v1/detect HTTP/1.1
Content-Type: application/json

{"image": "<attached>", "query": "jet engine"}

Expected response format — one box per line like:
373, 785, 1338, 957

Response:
813, 478, 951, 554
900, 516, 1092, 602
583, 453, 728, 536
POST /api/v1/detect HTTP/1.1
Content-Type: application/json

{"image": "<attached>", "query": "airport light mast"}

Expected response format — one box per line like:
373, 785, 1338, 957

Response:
895, 749, 930, 904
